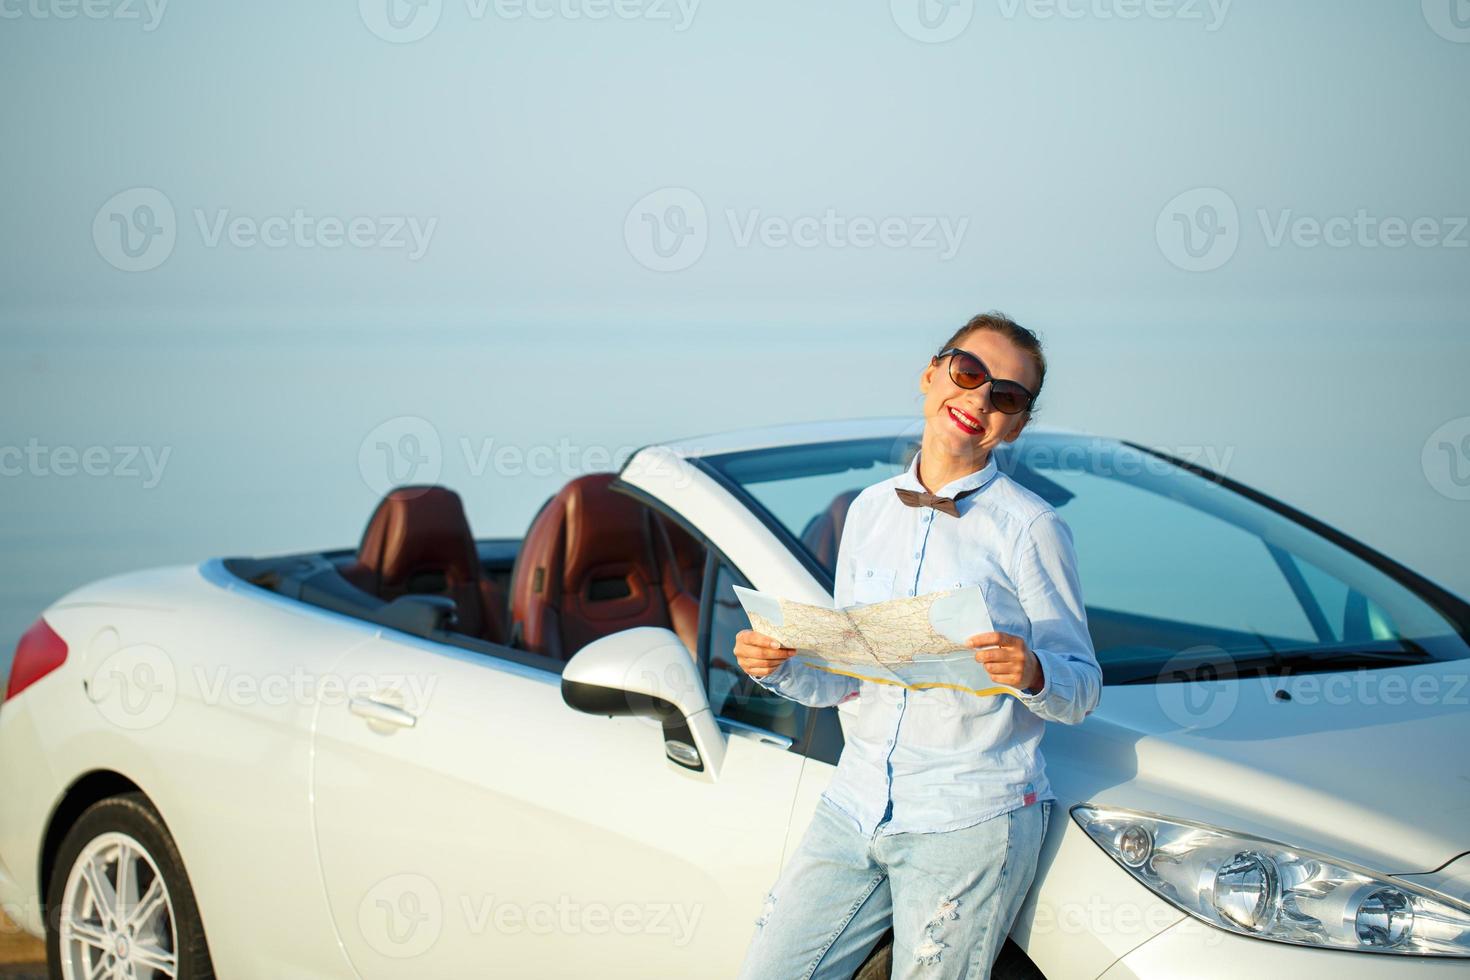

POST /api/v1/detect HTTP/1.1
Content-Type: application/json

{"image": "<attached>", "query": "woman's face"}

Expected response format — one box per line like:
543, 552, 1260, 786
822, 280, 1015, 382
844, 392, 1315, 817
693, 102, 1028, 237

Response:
918, 328, 1038, 460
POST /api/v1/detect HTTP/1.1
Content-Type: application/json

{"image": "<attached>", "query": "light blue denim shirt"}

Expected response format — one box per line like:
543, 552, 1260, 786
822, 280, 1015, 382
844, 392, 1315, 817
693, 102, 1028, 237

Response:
754, 447, 1102, 836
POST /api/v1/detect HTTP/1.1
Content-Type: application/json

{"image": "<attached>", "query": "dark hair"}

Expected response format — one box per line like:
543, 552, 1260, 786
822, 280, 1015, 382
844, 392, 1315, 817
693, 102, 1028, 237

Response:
934, 311, 1047, 415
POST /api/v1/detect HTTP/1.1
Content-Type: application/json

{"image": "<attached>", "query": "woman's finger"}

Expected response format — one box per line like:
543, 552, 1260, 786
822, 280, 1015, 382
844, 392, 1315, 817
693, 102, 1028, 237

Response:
738, 629, 793, 652
739, 654, 790, 668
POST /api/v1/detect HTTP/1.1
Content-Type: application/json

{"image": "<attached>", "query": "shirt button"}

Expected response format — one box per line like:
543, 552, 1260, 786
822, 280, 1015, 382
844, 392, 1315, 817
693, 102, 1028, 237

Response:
913, 552, 920, 559
866, 570, 873, 577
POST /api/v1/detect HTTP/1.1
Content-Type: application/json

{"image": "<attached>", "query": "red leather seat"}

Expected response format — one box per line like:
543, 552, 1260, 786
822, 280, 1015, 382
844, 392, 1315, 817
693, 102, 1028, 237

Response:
651, 509, 705, 655
508, 473, 704, 661
801, 488, 862, 571
342, 486, 506, 644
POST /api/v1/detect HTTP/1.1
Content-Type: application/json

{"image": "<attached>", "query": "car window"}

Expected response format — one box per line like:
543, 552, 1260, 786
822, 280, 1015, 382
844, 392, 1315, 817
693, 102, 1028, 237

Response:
703, 439, 912, 581
1036, 465, 1320, 642
702, 559, 810, 744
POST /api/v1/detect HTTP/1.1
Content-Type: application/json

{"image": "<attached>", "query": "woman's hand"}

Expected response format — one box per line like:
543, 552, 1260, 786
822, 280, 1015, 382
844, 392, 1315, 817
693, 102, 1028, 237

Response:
734, 629, 796, 678
969, 631, 1044, 692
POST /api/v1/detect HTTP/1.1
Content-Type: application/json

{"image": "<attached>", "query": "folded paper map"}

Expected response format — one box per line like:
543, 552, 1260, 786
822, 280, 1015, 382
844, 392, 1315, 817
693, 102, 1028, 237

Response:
731, 584, 1025, 699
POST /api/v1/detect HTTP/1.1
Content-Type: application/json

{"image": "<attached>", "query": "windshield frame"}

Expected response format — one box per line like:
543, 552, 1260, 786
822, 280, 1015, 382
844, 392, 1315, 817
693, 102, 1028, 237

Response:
687, 452, 838, 592
693, 433, 1470, 682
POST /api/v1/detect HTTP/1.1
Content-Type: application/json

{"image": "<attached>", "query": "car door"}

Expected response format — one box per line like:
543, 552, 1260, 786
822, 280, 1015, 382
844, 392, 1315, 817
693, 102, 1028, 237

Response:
309, 557, 813, 978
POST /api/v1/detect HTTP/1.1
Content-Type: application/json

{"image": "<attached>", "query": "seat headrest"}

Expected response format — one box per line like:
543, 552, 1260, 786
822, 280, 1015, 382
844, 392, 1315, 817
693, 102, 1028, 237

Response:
651, 511, 704, 594
559, 473, 655, 593
801, 488, 862, 571
356, 485, 480, 593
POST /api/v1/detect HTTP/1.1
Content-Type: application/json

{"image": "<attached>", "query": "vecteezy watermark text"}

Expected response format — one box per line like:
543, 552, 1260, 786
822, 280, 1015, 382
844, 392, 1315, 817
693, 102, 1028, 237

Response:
0, 0, 168, 30
995, 0, 1230, 28
624, 188, 970, 272
890, 0, 1230, 44
0, 439, 170, 488
357, 874, 704, 957
1157, 187, 1469, 272
93, 187, 438, 272
726, 209, 968, 259
194, 209, 437, 260
359, 0, 700, 44
192, 665, 439, 712
356, 416, 696, 497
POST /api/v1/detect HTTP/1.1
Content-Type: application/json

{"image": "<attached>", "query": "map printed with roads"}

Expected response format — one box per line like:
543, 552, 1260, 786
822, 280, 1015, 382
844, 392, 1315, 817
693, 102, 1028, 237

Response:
732, 585, 1025, 699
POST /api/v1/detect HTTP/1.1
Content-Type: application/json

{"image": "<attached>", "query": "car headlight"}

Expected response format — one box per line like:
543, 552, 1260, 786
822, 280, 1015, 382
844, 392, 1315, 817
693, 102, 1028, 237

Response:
1073, 804, 1470, 957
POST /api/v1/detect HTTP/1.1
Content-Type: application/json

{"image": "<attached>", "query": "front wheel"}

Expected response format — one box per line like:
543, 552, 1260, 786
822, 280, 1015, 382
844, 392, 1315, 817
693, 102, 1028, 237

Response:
853, 934, 1044, 979
45, 792, 215, 980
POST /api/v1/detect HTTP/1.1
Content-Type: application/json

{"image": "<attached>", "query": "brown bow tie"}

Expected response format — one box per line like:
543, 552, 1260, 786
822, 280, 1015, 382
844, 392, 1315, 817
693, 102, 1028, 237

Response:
894, 485, 981, 518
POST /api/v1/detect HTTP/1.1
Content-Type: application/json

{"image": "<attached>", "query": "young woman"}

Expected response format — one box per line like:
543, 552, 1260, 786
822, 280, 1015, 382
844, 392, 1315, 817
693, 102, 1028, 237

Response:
733, 312, 1102, 980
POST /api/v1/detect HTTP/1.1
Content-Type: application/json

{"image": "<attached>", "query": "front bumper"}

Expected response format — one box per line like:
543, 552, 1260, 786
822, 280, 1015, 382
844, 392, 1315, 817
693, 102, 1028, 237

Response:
1098, 915, 1468, 978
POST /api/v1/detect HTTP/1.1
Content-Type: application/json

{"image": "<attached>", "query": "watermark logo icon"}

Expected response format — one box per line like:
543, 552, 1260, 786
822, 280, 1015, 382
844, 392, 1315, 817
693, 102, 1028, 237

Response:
360, 0, 442, 43
1156, 187, 1239, 272
93, 187, 176, 272
1423, 416, 1470, 501
617, 636, 707, 733
359, 416, 443, 497
891, 0, 974, 43
624, 187, 708, 272
1155, 645, 1239, 730
85, 629, 178, 731
1423, 0, 1470, 42
359, 873, 443, 957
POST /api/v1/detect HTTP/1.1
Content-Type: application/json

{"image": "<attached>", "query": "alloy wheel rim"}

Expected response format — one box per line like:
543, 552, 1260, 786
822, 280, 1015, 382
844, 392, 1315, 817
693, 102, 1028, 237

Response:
60, 830, 178, 979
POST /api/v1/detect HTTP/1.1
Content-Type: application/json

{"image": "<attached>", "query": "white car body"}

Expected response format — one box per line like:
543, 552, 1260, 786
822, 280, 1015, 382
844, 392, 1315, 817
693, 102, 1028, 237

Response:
1, 417, 1467, 978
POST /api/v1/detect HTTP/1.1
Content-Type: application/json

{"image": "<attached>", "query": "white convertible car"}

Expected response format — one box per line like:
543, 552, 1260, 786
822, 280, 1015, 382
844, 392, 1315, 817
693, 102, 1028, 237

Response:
2, 418, 1468, 979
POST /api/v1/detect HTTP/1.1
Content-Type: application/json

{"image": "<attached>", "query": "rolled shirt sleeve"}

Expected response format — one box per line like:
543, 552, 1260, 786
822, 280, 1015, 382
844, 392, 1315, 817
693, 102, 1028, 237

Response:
750, 496, 864, 708
1012, 510, 1102, 725
750, 655, 859, 707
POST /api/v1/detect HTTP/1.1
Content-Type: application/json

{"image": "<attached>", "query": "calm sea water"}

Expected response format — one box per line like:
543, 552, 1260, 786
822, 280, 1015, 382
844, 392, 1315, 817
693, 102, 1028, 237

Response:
3, 322, 1467, 684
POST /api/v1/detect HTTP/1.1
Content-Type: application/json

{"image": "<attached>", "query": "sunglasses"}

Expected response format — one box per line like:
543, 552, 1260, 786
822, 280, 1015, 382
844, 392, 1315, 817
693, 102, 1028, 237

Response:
934, 347, 1037, 415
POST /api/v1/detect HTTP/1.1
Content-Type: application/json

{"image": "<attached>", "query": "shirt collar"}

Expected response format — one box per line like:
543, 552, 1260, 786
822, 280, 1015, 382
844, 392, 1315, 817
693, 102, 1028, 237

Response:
896, 447, 999, 498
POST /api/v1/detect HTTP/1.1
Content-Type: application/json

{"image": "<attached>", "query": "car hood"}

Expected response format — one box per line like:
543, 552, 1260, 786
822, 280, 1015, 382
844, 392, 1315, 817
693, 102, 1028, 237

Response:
1397, 851, 1470, 906
1056, 660, 1470, 876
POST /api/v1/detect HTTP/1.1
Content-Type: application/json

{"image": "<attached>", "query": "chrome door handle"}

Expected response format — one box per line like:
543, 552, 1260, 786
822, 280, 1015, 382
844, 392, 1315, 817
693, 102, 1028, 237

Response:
717, 717, 793, 750
349, 697, 418, 729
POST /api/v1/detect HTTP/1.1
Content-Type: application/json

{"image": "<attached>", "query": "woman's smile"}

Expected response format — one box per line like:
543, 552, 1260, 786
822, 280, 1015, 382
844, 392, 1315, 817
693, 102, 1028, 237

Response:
947, 405, 986, 436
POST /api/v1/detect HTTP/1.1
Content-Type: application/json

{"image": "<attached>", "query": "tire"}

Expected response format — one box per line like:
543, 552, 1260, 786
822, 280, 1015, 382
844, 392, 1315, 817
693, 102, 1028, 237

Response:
853, 935, 1043, 979
993, 938, 1047, 979
851, 932, 891, 980
44, 792, 215, 980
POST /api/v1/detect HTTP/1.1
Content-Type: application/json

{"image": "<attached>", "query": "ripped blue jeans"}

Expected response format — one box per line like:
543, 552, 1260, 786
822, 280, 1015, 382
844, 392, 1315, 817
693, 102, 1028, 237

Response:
736, 796, 1051, 980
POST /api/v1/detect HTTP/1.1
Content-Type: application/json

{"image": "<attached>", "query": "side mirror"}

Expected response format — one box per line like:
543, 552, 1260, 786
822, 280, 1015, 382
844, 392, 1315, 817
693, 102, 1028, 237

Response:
561, 627, 726, 781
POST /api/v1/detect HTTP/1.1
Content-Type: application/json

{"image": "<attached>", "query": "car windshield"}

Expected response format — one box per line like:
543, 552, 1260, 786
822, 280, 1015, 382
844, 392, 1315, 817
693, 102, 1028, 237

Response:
700, 433, 1470, 682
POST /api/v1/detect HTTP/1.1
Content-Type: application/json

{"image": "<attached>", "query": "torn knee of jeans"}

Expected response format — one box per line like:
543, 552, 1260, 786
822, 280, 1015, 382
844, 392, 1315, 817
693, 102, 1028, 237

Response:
926, 895, 960, 929
911, 895, 959, 965
914, 931, 947, 965
754, 890, 776, 928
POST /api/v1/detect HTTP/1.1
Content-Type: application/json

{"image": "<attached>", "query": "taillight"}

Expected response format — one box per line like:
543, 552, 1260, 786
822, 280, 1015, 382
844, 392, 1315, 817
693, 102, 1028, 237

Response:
5, 617, 69, 701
